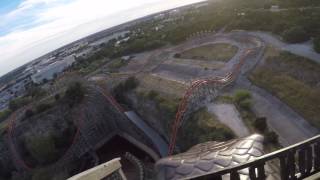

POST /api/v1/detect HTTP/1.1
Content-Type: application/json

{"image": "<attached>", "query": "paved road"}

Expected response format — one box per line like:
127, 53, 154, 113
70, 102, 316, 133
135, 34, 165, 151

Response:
125, 111, 168, 157
207, 103, 250, 137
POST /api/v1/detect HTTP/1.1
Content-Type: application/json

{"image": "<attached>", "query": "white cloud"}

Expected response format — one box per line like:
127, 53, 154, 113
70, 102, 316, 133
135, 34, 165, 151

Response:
0, 0, 205, 76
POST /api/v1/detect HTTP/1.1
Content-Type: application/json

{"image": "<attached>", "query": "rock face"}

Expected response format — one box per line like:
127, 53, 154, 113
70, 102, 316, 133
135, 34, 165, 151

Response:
155, 134, 270, 180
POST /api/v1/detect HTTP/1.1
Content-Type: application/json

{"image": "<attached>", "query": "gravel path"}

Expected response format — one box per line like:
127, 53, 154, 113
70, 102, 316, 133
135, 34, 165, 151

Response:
236, 77, 319, 146
207, 103, 250, 137
247, 31, 320, 64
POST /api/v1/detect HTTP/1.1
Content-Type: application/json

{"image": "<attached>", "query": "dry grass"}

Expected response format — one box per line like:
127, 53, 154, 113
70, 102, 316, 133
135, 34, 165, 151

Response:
169, 58, 224, 70
137, 74, 187, 98
250, 50, 320, 128
179, 43, 238, 62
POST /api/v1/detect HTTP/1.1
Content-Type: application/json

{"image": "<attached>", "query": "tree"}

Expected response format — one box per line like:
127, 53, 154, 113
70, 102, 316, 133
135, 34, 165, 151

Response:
282, 26, 310, 43
147, 90, 159, 100
314, 36, 320, 53
64, 82, 85, 107
54, 94, 60, 101
27, 86, 46, 99
174, 53, 181, 58
253, 117, 267, 132
36, 103, 52, 114
265, 131, 279, 144
0, 109, 11, 122
9, 97, 30, 111
123, 77, 139, 91
25, 109, 35, 118
26, 133, 59, 165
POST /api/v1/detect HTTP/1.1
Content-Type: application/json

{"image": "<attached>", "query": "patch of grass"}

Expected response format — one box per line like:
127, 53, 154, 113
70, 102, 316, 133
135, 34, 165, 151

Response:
179, 43, 238, 62
178, 108, 235, 151
0, 109, 11, 122
136, 90, 179, 136
25, 133, 60, 165
138, 74, 187, 97
219, 90, 281, 149
0, 121, 8, 135
108, 58, 129, 72
250, 52, 320, 128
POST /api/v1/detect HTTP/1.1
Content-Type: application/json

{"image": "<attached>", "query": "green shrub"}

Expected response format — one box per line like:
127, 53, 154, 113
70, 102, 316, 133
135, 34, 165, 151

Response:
9, 97, 30, 111
27, 87, 46, 99
174, 53, 181, 58
123, 77, 139, 91
147, 90, 159, 100
64, 82, 85, 107
54, 94, 60, 101
0, 109, 11, 122
35, 103, 52, 114
314, 36, 320, 53
238, 98, 252, 110
234, 89, 251, 104
282, 26, 310, 43
26, 134, 59, 164
178, 108, 234, 151
25, 109, 35, 118
253, 117, 267, 132
265, 131, 279, 145
113, 77, 139, 104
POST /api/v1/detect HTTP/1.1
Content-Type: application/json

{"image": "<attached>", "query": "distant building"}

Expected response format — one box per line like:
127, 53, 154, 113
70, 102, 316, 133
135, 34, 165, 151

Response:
31, 55, 75, 84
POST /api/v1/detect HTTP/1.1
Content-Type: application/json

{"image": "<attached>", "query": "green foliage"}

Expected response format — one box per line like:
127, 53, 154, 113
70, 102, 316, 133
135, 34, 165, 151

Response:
265, 131, 279, 145
250, 52, 320, 128
35, 103, 53, 114
234, 89, 251, 104
27, 86, 46, 99
0, 122, 8, 135
173, 53, 181, 58
108, 58, 128, 72
314, 36, 320, 53
113, 77, 139, 105
0, 109, 11, 122
9, 97, 30, 111
25, 109, 35, 118
178, 108, 234, 151
54, 94, 60, 101
238, 98, 252, 110
26, 133, 59, 165
253, 117, 268, 132
282, 26, 310, 43
64, 82, 85, 107
147, 90, 159, 100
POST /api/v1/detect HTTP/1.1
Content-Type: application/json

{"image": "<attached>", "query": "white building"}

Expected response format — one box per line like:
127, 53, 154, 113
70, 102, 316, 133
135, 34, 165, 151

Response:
31, 55, 75, 84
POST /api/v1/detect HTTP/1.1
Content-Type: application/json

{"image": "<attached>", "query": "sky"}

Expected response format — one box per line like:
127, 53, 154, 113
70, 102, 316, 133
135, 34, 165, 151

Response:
0, 0, 205, 77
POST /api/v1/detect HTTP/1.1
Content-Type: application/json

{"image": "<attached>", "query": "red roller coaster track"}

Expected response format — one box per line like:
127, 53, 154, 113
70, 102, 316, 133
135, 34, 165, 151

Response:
168, 49, 253, 155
